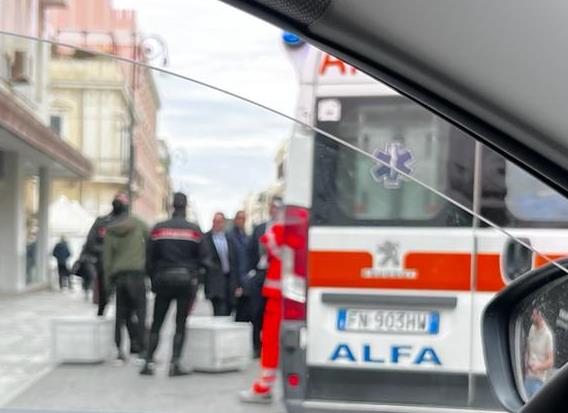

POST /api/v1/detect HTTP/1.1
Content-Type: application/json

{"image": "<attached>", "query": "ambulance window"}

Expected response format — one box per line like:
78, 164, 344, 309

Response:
312, 96, 475, 226
505, 161, 568, 224
479, 147, 568, 226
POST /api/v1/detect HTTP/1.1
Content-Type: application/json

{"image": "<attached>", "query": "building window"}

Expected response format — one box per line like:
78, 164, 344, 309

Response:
50, 115, 63, 137
121, 124, 130, 175
277, 161, 285, 180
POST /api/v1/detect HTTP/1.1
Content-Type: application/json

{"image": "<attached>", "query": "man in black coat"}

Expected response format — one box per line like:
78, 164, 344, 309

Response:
228, 210, 250, 321
141, 192, 211, 376
246, 197, 282, 358
204, 212, 239, 316
84, 193, 129, 316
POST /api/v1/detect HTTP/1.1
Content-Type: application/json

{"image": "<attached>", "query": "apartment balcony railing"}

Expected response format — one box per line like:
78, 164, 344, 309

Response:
92, 157, 129, 177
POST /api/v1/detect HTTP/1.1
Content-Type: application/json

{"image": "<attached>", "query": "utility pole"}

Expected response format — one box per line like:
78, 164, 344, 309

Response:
127, 31, 138, 210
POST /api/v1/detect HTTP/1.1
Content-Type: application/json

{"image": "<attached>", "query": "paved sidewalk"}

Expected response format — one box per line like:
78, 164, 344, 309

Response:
0, 286, 93, 406
0, 284, 285, 413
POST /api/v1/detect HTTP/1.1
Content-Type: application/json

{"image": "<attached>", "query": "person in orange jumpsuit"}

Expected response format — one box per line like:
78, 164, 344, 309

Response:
239, 220, 284, 403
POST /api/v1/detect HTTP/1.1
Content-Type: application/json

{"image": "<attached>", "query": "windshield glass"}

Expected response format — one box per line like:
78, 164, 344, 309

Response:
1, 1, 568, 412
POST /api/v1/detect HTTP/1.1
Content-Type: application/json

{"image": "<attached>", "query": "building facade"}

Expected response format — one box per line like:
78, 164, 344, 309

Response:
48, 54, 132, 216
243, 138, 287, 232
0, 0, 92, 293
47, 0, 170, 223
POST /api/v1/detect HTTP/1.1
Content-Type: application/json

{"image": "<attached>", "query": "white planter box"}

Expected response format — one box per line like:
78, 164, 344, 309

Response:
182, 317, 252, 372
51, 317, 113, 364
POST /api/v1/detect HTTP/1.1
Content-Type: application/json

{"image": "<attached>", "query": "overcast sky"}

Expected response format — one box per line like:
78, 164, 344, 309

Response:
113, 0, 298, 228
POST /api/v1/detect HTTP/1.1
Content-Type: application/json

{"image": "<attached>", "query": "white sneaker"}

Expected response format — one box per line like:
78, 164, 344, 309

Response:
238, 389, 273, 404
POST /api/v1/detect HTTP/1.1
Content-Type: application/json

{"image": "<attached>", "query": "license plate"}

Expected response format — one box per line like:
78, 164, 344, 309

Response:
337, 308, 439, 334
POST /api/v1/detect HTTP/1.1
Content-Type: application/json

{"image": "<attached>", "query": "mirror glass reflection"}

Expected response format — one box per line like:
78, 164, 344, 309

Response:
512, 275, 568, 400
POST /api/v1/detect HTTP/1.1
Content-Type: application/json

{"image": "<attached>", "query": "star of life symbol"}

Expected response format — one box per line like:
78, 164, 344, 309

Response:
371, 143, 415, 189
361, 241, 417, 280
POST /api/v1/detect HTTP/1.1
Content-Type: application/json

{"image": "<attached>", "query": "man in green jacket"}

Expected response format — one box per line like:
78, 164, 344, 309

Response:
103, 194, 150, 363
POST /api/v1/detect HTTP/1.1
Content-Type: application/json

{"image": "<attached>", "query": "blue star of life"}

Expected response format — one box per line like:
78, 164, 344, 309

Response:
371, 143, 414, 189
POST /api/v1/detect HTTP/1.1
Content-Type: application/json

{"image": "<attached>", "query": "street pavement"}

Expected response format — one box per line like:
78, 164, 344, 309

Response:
0, 285, 93, 406
0, 280, 285, 413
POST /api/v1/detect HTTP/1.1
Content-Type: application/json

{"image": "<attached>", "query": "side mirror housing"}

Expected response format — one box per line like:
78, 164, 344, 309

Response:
483, 258, 568, 413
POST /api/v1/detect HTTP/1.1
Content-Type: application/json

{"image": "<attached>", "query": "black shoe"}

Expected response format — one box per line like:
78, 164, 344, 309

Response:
253, 350, 261, 359
140, 362, 155, 376
168, 362, 191, 377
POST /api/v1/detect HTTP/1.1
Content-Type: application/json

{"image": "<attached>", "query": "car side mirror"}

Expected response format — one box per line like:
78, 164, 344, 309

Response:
501, 237, 533, 282
483, 258, 568, 413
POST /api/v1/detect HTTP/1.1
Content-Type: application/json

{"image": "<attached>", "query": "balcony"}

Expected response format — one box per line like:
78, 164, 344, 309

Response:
91, 157, 129, 182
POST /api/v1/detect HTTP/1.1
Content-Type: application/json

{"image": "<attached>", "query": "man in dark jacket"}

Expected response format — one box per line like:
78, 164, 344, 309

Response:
52, 236, 71, 290
228, 210, 250, 321
141, 192, 211, 376
84, 193, 129, 316
103, 196, 149, 363
204, 212, 239, 316
247, 197, 282, 358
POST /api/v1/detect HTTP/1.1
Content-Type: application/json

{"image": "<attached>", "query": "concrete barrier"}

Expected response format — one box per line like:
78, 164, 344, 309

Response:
182, 316, 252, 372
51, 316, 113, 364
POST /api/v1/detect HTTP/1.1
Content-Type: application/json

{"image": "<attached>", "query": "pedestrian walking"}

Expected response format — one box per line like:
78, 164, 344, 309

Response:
246, 197, 281, 358
103, 193, 149, 363
85, 193, 129, 316
52, 236, 71, 290
240, 208, 287, 403
140, 192, 211, 377
204, 212, 239, 316
228, 210, 250, 322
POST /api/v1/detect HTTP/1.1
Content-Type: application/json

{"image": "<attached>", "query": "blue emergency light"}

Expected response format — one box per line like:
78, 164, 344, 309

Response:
282, 32, 304, 47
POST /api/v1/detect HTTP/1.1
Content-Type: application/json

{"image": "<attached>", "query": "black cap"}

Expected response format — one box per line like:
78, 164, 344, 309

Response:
173, 192, 187, 210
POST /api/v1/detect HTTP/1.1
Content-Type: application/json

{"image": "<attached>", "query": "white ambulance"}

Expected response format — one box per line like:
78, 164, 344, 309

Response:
279, 34, 568, 413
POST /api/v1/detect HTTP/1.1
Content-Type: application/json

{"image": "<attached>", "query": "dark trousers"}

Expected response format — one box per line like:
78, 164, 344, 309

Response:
235, 296, 251, 322
210, 272, 233, 316
115, 273, 147, 354
82, 274, 92, 293
252, 296, 266, 356
95, 261, 108, 316
250, 269, 267, 356
211, 297, 228, 316
225, 272, 234, 315
147, 274, 198, 363
57, 263, 70, 289
81, 261, 95, 293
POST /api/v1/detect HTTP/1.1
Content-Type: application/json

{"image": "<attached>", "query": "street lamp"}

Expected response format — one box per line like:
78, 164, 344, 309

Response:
127, 33, 169, 210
